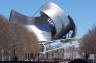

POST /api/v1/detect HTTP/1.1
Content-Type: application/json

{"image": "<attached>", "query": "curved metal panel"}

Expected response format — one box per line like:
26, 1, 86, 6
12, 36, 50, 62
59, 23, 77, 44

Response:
67, 16, 76, 38
54, 15, 76, 39
9, 10, 52, 41
40, 2, 70, 37
40, 2, 63, 35
9, 10, 34, 25
26, 25, 52, 41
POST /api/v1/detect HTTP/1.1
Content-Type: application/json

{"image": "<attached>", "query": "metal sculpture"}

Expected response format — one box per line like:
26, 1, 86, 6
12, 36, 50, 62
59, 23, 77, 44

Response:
9, 2, 77, 59
9, 2, 76, 42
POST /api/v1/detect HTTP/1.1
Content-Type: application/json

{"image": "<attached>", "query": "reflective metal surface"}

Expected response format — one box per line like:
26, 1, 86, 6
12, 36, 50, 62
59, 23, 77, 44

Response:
54, 15, 76, 39
9, 10, 34, 25
26, 25, 52, 41
9, 10, 52, 41
9, 2, 76, 41
40, 2, 70, 37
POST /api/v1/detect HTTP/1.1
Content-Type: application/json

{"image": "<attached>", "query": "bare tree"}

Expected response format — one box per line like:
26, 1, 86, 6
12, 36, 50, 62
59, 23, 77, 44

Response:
0, 14, 40, 60
80, 25, 96, 54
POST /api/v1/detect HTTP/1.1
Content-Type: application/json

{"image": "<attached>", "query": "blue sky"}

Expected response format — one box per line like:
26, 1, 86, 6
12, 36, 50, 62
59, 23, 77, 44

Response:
0, 0, 96, 38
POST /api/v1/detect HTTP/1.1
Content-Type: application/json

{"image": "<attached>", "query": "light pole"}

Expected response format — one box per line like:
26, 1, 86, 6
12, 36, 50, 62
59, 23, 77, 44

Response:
8, 50, 11, 61
1, 49, 4, 61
